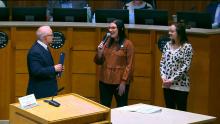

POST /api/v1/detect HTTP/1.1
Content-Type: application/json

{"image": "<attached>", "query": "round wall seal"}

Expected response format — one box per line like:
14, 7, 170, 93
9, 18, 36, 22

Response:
0, 32, 8, 48
157, 35, 170, 53
49, 31, 65, 49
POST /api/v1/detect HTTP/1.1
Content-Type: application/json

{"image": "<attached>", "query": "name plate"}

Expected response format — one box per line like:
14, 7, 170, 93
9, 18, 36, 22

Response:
18, 94, 38, 109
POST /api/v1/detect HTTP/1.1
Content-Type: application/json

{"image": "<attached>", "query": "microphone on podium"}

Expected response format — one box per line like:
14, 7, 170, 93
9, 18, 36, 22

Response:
57, 52, 65, 77
44, 87, 64, 107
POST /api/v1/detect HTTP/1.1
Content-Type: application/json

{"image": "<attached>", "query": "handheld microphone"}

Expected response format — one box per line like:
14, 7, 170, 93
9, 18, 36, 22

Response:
57, 52, 65, 77
44, 87, 64, 107
98, 33, 111, 49
102, 32, 111, 44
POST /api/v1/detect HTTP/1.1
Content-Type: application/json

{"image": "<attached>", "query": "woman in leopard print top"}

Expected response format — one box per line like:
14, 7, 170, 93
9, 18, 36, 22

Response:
160, 22, 193, 111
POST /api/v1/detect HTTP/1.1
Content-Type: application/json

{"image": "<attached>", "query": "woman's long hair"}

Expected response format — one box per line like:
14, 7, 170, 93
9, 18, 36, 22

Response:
172, 21, 188, 45
108, 19, 126, 48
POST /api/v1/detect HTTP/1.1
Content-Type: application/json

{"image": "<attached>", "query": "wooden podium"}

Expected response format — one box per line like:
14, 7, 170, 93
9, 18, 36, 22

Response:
9, 93, 111, 124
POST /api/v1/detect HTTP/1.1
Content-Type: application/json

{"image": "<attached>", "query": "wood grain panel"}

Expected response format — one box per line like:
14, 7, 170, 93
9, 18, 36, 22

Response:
72, 74, 96, 98
15, 74, 28, 97
0, 30, 14, 119
15, 50, 28, 73
0, 49, 8, 119
157, 0, 212, 22
72, 28, 97, 50
128, 30, 151, 53
153, 32, 168, 107
209, 35, 220, 123
129, 77, 151, 100
15, 28, 37, 49
187, 34, 210, 114
134, 53, 152, 77
128, 100, 151, 105
89, 0, 123, 10
8, 1, 47, 7
71, 51, 96, 74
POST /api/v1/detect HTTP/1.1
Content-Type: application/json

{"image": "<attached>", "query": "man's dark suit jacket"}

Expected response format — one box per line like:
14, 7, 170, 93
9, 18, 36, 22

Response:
206, 2, 219, 23
27, 41, 58, 99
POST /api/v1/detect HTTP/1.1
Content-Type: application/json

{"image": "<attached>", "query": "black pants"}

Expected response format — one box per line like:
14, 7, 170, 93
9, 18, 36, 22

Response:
99, 81, 130, 108
163, 88, 188, 111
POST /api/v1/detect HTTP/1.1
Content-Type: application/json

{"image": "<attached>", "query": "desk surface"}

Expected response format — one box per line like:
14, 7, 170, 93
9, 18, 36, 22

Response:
10, 93, 110, 123
111, 104, 216, 124
0, 21, 220, 34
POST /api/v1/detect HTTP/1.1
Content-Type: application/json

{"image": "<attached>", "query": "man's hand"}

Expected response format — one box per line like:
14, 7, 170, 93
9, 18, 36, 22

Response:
54, 64, 63, 72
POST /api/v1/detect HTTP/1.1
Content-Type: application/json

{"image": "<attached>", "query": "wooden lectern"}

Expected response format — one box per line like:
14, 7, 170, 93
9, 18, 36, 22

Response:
9, 93, 111, 124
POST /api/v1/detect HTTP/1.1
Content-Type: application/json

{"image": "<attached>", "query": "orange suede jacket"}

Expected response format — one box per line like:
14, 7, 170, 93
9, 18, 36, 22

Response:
94, 39, 135, 84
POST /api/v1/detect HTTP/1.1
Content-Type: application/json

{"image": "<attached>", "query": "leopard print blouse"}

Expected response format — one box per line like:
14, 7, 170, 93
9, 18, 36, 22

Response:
160, 41, 193, 92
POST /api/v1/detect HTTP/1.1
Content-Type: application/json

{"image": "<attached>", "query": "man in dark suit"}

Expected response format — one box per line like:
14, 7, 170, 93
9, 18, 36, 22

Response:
27, 26, 63, 99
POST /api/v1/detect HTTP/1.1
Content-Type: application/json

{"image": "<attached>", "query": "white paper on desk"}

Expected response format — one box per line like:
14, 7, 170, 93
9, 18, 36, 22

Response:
117, 104, 162, 114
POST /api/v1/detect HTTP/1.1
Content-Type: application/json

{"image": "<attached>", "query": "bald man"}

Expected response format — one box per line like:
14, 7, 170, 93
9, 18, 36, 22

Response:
27, 26, 63, 99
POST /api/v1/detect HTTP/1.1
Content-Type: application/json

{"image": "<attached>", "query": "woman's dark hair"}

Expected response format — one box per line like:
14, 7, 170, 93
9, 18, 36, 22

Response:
173, 21, 188, 45
108, 19, 126, 48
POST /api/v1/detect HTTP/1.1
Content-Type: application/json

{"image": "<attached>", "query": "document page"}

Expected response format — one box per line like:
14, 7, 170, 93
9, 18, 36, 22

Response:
116, 103, 162, 114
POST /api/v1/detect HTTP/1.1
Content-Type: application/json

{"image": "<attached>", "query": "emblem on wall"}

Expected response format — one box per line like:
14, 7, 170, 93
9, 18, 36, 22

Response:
157, 35, 170, 53
49, 31, 65, 49
0, 32, 8, 48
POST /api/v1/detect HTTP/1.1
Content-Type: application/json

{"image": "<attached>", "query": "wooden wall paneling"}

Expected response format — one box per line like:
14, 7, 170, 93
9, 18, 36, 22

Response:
128, 29, 152, 53
89, 0, 123, 10
0, 48, 5, 119
172, 0, 208, 12
157, 1, 175, 18
14, 27, 37, 50
71, 27, 97, 99
10, 27, 16, 103
127, 29, 154, 105
71, 74, 97, 98
15, 50, 28, 98
71, 28, 97, 51
187, 34, 210, 114
129, 77, 152, 101
209, 34, 220, 124
0, 45, 10, 119
8, 1, 47, 7
71, 51, 96, 74
15, 50, 28, 73
15, 74, 28, 97
0, 27, 14, 119
149, 30, 156, 104
134, 54, 152, 77
156, 0, 212, 21
50, 27, 72, 94
153, 31, 167, 107
14, 27, 36, 102
128, 99, 151, 105
71, 51, 96, 97
7, 27, 16, 118
94, 28, 102, 103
